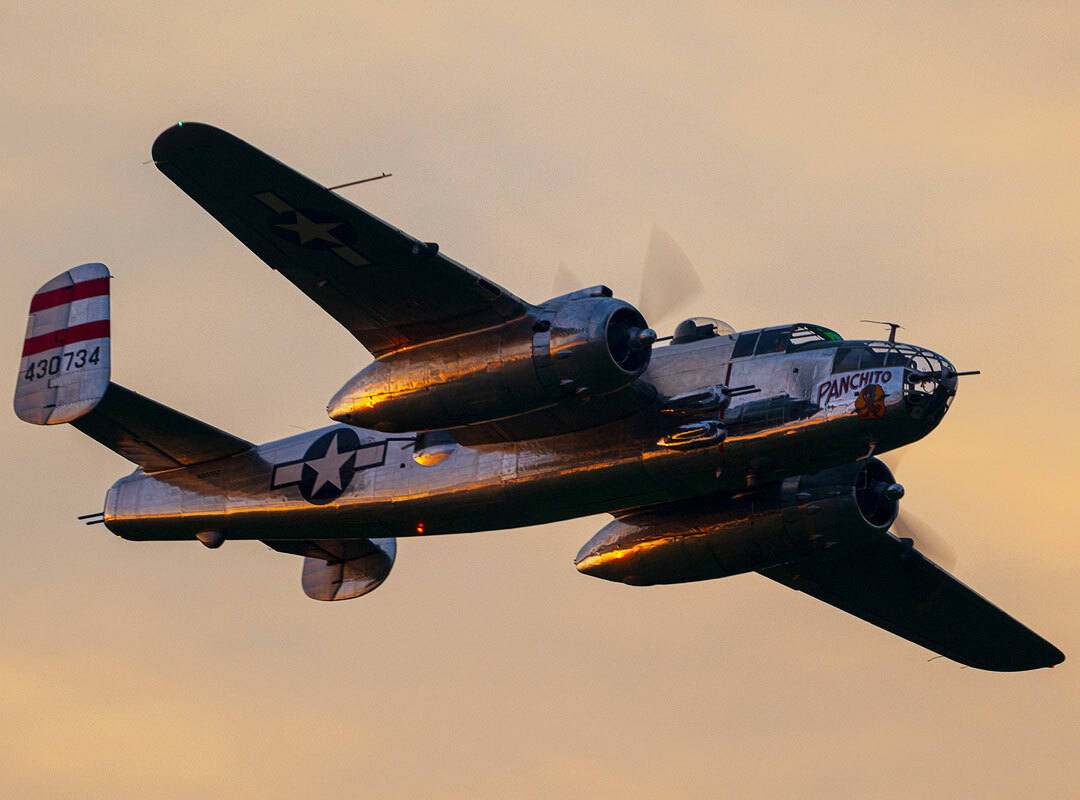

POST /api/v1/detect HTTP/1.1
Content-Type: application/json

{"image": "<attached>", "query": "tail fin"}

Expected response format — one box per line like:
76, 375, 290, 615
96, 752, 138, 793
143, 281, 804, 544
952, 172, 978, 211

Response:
16, 264, 251, 472
15, 263, 111, 424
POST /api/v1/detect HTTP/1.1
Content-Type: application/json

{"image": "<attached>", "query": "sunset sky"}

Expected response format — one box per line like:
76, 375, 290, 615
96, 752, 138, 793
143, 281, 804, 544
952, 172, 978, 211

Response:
2, 3, 1077, 797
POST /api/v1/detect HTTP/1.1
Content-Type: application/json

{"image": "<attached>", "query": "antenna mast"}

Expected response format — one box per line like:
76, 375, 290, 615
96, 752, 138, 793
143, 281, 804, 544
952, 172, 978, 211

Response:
861, 319, 903, 343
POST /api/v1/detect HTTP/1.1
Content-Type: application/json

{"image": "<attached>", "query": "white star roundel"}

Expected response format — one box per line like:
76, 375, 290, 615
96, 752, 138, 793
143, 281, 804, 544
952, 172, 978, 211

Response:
252, 191, 371, 266
271, 428, 386, 504
270, 208, 355, 251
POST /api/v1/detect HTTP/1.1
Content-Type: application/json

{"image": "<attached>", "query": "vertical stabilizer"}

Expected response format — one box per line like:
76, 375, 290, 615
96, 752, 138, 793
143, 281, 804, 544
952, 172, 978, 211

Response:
15, 263, 111, 424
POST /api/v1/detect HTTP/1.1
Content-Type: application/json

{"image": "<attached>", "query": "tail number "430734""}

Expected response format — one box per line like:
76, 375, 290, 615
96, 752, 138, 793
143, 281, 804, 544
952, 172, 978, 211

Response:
22, 346, 100, 382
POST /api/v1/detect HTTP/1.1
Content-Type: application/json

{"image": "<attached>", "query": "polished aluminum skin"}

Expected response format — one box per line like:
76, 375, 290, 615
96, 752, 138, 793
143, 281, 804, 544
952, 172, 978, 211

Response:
574, 458, 904, 585
328, 288, 655, 432
102, 330, 955, 544
15, 262, 111, 425
15, 122, 1063, 670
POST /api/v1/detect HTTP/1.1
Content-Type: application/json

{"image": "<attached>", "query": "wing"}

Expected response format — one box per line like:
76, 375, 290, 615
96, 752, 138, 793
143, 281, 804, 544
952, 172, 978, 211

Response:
760, 533, 1064, 671
151, 123, 531, 358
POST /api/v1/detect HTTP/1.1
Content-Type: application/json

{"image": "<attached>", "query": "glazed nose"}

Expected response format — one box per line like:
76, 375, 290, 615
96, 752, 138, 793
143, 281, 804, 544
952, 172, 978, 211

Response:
903, 353, 958, 422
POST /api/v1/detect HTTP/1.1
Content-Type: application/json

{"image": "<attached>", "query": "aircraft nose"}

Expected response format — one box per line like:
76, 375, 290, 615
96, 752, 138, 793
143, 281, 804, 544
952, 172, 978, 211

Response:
902, 347, 958, 426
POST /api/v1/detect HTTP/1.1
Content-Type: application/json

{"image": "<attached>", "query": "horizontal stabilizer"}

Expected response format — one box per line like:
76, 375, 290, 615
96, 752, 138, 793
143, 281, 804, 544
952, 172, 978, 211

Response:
264, 538, 396, 600
72, 383, 252, 472
15, 263, 111, 424
760, 533, 1064, 671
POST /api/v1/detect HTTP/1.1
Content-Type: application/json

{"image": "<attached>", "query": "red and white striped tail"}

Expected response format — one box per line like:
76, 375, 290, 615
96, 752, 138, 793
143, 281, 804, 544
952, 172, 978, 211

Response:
14, 263, 111, 424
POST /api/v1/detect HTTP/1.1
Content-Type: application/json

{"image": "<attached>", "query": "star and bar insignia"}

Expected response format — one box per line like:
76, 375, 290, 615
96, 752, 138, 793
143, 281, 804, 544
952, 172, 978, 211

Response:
271, 428, 386, 504
252, 191, 371, 266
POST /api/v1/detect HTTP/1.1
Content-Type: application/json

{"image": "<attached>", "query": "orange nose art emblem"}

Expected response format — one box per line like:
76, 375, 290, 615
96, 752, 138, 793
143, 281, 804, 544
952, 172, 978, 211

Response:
855, 384, 886, 419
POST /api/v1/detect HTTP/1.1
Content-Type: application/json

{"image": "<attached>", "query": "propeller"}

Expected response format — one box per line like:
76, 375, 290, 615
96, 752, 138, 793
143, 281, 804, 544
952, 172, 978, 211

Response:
892, 511, 958, 569
550, 261, 582, 299
881, 453, 958, 570
636, 225, 705, 331
551, 224, 707, 333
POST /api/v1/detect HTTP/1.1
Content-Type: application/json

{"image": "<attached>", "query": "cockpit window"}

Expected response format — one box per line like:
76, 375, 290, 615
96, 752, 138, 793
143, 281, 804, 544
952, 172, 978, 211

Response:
755, 327, 792, 354
787, 324, 844, 351
732, 323, 844, 359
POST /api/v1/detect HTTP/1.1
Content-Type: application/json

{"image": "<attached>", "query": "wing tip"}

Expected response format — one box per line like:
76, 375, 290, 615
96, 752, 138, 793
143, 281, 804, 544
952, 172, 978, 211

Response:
957, 640, 1065, 672
151, 121, 230, 163
1031, 642, 1065, 671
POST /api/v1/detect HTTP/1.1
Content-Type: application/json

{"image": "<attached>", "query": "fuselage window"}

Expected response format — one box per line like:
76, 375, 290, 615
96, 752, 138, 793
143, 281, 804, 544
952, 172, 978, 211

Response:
884, 351, 911, 368
833, 345, 909, 373
833, 346, 862, 373
732, 332, 759, 358
860, 349, 885, 368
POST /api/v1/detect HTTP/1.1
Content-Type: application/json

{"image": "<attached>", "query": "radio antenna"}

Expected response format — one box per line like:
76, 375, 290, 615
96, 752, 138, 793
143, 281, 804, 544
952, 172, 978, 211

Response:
327, 172, 392, 190
861, 319, 903, 343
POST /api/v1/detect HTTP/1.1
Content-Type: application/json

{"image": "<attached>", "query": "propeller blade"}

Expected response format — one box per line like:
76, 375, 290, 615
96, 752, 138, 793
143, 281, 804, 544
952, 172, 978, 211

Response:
551, 227, 707, 332
637, 225, 705, 330
880, 452, 957, 569
550, 261, 583, 299
892, 511, 958, 570
880, 450, 905, 473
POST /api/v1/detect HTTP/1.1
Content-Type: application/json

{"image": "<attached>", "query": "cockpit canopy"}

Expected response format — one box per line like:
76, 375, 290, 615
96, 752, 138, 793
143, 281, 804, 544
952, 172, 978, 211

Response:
730, 323, 843, 357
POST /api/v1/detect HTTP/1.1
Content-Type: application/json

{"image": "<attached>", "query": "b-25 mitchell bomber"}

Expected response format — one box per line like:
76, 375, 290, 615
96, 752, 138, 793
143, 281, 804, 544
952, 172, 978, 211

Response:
15, 123, 1063, 672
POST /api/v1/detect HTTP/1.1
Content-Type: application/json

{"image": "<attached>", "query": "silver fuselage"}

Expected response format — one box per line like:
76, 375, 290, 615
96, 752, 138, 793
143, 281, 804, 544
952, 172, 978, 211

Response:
103, 333, 955, 542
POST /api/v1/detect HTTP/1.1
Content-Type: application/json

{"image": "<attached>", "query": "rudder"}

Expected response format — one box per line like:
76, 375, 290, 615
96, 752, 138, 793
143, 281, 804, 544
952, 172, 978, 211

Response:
15, 263, 111, 424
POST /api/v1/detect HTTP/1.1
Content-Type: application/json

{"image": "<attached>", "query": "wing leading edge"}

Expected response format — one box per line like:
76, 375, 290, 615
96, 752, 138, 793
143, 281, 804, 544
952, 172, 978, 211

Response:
760, 532, 1064, 671
151, 122, 531, 358
73, 383, 251, 472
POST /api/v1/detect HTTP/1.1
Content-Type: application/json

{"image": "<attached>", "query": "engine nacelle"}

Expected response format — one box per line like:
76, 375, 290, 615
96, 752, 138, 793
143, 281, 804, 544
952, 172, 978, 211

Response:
575, 459, 902, 585
327, 287, 656, 432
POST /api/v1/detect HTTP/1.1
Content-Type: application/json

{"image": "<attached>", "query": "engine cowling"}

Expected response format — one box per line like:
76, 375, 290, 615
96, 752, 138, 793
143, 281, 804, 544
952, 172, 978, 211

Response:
327, 287, 656, 432
575, 458, 902, 585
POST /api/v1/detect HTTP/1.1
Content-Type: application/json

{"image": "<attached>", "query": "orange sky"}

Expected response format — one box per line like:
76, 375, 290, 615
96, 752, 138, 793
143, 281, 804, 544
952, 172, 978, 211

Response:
2, 3, 1077, 797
